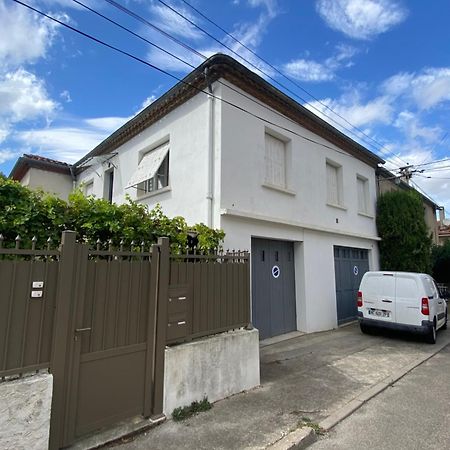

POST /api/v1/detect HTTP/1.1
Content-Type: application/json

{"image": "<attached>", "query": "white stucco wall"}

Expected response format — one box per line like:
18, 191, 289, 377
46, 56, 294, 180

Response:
0, 373, 53, 450
77, 92, 218, 226
22, 168, 73, 200
163, 329, 260, 416
217, 80, 379, 240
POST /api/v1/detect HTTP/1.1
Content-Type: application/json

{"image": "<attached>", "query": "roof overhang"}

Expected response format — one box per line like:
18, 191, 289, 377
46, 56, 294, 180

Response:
74, 53, 384, 172
9, 155, 72, 181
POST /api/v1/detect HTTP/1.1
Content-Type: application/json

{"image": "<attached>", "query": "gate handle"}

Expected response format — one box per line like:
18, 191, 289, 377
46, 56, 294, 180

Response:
74, 327, 92, 333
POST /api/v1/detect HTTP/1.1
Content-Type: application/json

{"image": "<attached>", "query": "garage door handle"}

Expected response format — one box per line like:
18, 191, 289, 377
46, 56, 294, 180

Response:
382, 299, 392, 303
75, 327, 92, 333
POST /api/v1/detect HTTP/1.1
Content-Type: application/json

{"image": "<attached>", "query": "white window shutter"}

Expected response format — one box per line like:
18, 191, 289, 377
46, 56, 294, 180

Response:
265, 134, 286, 187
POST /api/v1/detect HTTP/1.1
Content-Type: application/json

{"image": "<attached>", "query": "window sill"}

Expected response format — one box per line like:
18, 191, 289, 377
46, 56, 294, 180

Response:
137, 185, 171, 201
326, 202, 347, 211
358, 211, 374, 219
262, 182, 296, 196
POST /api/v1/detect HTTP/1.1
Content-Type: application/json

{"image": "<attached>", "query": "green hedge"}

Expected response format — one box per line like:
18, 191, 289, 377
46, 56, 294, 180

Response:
376, 189, 432, 273
0, 176, 224, 252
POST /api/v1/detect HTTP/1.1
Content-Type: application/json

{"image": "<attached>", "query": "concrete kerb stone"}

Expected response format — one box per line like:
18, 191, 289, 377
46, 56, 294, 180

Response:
266, 427, 317, 450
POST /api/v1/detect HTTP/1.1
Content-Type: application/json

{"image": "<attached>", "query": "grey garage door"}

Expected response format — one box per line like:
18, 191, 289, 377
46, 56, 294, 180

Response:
251, 238, 297, 340
334, 246, 369, 325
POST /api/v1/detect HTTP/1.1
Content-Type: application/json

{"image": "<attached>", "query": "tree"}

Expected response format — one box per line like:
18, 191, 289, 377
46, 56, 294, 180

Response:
377, 189, 432, 273
431, 241, 450, 282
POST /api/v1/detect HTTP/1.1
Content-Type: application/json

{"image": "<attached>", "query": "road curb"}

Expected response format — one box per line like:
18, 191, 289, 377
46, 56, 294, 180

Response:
266, 427, 317, 450
319, 340, 449, 432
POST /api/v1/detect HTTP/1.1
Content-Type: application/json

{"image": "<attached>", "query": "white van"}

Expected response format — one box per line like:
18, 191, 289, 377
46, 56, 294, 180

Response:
358, 271, 447, 344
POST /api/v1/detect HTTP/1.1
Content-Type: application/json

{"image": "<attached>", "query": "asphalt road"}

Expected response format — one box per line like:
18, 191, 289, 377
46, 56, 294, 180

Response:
310, 344, 450, 450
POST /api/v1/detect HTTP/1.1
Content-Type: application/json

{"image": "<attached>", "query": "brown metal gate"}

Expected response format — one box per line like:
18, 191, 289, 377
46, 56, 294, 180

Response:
0, 232, 250, 449
49, 233, 168, 449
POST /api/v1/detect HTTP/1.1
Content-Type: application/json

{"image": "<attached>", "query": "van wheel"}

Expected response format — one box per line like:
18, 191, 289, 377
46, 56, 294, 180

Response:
360, 323, 371, 334
425, 322, 437, 344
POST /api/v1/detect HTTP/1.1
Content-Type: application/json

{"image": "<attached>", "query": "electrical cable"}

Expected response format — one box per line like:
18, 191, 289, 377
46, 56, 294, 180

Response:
103, 0, 406, 167
174, 0, 408, 165
12, 0, 366, 161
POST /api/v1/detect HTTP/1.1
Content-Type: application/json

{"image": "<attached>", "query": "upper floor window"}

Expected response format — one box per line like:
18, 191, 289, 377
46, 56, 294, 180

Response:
104, 169, 114, 203
84, 180, 94, 197
357, 175, 369, 214
265, 133, 286, 188
326, 160, 343, 206
126, 142, 170, 195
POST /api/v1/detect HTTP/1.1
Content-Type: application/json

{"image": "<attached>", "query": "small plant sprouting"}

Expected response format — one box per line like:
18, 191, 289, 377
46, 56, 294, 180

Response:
172, 397, 212, 422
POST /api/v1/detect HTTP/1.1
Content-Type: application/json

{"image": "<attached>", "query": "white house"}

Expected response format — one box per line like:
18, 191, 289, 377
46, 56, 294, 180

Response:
11, 54, 384, 338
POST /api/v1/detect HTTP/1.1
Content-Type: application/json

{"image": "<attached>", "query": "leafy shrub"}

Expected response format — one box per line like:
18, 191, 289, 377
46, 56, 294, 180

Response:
0, 176, 224, 252
431, 241, 450, 283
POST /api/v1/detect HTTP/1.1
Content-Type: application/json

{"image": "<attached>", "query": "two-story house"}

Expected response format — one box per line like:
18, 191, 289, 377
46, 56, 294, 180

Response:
10, 54, 384, 338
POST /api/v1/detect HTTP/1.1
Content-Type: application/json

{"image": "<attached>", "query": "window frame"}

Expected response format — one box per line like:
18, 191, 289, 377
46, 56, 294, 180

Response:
137, 144, 170, 197
356, 174, 370, 215
326, 159, 344, 208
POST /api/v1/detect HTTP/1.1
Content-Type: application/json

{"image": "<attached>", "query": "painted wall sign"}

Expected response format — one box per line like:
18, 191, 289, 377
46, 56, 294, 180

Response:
272, 265, 280, 279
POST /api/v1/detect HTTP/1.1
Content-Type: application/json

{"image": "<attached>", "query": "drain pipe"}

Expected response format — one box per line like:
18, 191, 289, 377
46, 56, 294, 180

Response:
205, 68, 215, 228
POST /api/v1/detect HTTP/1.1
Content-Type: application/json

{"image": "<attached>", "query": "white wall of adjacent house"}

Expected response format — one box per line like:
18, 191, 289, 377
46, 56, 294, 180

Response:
215, 80, 380, 333
77, 92, 217, 227
21, 168, 73, 201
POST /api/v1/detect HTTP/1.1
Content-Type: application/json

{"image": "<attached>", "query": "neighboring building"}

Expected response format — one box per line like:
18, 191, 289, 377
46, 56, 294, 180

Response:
438, 209, 450, 245
376, 167, 440, 244
9, 54, 385, 337
9, 153, 74, 200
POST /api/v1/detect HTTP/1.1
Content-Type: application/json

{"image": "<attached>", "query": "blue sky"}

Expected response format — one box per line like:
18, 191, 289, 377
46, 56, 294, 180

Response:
1, 0, 450, 214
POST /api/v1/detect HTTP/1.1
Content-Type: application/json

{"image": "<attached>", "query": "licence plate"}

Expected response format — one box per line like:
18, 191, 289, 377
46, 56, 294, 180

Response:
368, 308, 390, 318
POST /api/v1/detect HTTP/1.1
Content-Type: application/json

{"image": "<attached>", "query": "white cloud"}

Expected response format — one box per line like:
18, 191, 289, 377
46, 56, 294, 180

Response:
283, 59, 334, 82
140, 95, 157, 110
316, 0, 408, 40
85, 117, 129, 132
247, 0, 279, 18
306, 93, 393, 129
60, 90, 72, 103
383, 68, 450, 110
0, 0, 60, 66
0, 148, 20, 165
16, 127, 111, 163
0, 69, 57, 142
149, 2, 205, 41
394, 111, 442, 143
283, 44, 358, 82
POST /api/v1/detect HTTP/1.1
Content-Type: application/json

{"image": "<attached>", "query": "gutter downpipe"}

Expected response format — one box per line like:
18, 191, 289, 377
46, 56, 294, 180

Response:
69, 165, 77, 191
205, 68, 214, 228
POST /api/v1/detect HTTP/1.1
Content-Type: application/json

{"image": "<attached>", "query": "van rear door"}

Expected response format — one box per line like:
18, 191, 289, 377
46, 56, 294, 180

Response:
395, 273, 421, 326
360, 272, 396, 322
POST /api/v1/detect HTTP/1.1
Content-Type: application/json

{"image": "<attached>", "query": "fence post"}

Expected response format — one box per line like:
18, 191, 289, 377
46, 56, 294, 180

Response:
49, 231, 77, 450
143, 242, 160, 418
152, 237, 170, 416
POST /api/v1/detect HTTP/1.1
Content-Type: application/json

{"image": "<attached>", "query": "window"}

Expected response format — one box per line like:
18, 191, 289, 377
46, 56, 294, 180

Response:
357, 175, 369, 214
104, 169, 114, 203
265, 133, 286, 188
84, 181, 94, 197
326, 161, 343, 206
126, 142, 170, 195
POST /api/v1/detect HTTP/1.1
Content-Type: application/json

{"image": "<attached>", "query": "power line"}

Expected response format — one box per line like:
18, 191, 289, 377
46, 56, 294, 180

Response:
104, 0, 405, 168
12, 0, 366, 161
70, 0, 366, 161
176, 0, 408, 166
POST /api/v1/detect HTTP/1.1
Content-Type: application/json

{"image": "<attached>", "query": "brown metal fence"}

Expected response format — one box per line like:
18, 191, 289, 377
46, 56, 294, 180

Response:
167, 251, 250, 344
0, 231, 251, 448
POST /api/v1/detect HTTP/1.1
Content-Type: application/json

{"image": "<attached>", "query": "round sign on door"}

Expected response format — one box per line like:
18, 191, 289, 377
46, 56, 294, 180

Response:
353, 265, 359, 276
272, 265, 280, 278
